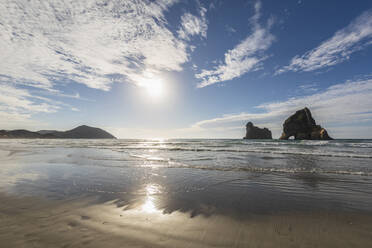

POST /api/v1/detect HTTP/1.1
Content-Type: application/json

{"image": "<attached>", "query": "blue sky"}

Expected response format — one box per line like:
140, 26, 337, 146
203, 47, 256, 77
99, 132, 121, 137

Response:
1, 0, 372, 138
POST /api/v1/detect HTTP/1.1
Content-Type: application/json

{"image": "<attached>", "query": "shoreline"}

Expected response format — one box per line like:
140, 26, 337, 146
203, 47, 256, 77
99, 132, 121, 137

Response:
1, 139, 372, 247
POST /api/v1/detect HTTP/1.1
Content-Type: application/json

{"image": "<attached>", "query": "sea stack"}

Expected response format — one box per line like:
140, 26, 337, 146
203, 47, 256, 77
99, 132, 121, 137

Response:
279, 107, 332, 140
243, 122, 272, 139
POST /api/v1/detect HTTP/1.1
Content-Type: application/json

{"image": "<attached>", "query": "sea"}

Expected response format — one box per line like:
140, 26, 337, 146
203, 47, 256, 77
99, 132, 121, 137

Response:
1, 138, 372, 216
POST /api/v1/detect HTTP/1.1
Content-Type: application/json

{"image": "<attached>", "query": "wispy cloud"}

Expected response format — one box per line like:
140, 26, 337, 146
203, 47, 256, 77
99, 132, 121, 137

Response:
0, 84, 59, 114
191, 78, 372, 138
0, 83, 61, 129
225, 25, 237, 34
295, 83, 319, 95
277, 10, 372, 74
178, 7, 208, 40
195, 1, 275, 88
0, 0, 190, 92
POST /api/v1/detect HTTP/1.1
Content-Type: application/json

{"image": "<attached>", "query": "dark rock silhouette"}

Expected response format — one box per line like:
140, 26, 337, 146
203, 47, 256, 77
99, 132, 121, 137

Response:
243, 122, 272, 139
37, 130, 58, 135
49, 125, 116, 139
279, 108, 332, 140
0, 129, 46, 139
0, 125, 116, 139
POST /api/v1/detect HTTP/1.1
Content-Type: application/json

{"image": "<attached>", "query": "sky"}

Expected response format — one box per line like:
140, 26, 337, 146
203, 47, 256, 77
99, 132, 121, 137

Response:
1, 0, 372, 139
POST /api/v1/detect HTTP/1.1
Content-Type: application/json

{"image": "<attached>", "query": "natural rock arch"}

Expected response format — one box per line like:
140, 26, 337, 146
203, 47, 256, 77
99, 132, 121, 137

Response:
279, 107, 332, 140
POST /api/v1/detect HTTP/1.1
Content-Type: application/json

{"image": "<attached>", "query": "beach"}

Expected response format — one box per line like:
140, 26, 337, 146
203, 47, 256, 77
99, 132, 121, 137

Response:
1, 139, 372, 247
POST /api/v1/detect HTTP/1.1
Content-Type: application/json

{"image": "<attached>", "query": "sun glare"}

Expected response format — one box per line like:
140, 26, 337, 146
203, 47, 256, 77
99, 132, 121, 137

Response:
141, 184, 161, 213
141, 77, 165, 98
142, 197, 157, 213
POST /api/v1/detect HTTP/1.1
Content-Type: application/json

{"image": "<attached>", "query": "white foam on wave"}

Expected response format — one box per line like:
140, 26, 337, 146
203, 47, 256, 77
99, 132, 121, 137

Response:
164, 161, 372, 176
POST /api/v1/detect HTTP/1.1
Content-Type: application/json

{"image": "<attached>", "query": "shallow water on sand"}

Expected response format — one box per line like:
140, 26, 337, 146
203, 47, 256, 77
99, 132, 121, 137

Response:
1, 139, 372, 214
0, 139, 372, 247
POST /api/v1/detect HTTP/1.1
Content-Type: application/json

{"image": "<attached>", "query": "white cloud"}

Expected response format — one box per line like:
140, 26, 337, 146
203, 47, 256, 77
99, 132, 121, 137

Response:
195, 1, 275, 87
0, 0, 198, 127
277, 10, 372, 74
0, 84, 59, 114
0, 83, 61, 129
0, 111, 47, 130
178, 7, 208, 40
191, 78, 372, 138
0, 0, 188, 92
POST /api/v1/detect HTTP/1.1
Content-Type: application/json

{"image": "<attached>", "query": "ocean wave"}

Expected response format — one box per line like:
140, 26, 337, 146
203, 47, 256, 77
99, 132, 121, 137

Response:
63, 157, 372, 176
164, 162, 372, 176
128, 153, 214, 162
347, 143, 372, 148
144, 161, 370, 176
119, 146, 372, 159
129, 154, 171, 162
41, 149, 372, 177
2, 139, 372, 160
58, 144, 372, 159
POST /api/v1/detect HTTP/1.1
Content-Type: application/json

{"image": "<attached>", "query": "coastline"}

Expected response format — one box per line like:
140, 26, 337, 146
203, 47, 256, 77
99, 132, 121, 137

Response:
1, 138, 372, 247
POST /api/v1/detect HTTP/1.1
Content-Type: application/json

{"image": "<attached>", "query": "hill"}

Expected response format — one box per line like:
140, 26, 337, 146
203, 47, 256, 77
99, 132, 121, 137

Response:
0, 125, 116, 139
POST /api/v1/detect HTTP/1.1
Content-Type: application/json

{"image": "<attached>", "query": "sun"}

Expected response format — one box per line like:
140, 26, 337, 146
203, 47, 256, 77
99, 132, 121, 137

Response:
141, 77, 165, 98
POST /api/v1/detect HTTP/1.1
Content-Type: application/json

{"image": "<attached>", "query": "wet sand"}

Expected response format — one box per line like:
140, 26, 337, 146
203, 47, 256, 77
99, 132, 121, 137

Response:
1, 193, 372, 248
1, 139, 372, 247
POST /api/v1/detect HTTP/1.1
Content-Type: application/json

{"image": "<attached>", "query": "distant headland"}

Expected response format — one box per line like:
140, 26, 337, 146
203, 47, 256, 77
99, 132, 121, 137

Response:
0, 125, 116, 139
244, 107, 333, 140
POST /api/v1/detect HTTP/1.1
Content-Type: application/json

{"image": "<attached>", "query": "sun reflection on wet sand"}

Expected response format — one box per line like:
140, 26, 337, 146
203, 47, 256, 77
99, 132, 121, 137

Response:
141, 184, 162, 213
5, 196, 371, 248
141, 197, 157, 213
